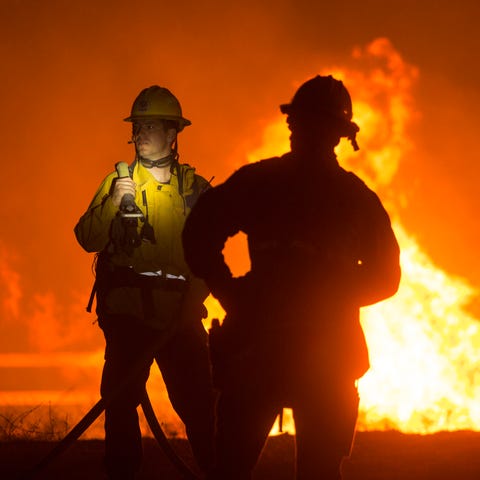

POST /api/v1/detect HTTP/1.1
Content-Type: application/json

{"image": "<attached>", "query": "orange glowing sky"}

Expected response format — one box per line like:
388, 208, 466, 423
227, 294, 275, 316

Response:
0, 0, 479, 417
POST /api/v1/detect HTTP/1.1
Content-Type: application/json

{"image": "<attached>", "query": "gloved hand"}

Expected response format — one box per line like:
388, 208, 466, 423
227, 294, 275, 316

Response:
111, 177, 136, 207
207, 274, 255, 316
179, 279, 210, 325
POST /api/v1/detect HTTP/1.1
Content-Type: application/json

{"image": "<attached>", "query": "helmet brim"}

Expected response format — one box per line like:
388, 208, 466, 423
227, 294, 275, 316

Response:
123, 114, 192, 129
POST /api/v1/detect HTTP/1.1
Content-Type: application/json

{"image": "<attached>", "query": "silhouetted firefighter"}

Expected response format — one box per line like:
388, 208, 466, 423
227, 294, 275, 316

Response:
74, 86, 215, 480
182, 75, 401, 480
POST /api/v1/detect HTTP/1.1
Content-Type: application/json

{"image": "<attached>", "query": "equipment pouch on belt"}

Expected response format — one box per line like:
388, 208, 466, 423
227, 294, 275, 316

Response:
95, 253, 188, 330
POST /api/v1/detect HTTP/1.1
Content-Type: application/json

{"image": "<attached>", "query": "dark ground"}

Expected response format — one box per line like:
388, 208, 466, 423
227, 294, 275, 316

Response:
2, 431, 480, 480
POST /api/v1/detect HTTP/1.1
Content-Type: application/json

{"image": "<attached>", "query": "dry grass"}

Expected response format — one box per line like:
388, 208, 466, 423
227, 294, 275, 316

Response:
2, 430, 480, 480
1, 408, 479, 479
0, 405, 70, 442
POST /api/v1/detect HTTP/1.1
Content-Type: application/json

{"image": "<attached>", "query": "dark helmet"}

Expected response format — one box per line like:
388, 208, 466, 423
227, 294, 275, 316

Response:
280, 75, 360, 150
124, 85, 191, 132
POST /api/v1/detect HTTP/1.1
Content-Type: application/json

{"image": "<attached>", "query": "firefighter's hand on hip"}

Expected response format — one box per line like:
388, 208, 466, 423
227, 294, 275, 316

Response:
111, 177, 136, 207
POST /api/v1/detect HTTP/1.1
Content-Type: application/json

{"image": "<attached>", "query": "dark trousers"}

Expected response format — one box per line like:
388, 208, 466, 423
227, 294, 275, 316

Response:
210, 369, 359, 480
100, 317, 215, 479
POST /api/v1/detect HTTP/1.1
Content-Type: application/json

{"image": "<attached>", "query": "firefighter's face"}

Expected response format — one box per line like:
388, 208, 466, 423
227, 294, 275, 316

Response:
288, 114, 341, 155
131, 119, 176, 160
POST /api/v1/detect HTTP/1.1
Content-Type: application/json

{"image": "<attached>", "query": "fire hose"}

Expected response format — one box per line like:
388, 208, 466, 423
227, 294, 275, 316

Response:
18, 366, 199, 480
21, 286, 198, 475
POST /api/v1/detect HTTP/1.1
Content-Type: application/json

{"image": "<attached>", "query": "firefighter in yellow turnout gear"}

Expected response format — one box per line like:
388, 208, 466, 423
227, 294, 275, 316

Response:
75, 86, 215, 480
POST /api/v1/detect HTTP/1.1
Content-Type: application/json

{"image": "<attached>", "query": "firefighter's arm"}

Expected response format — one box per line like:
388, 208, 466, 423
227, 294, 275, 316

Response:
182, 179, 243, 310
354, 197, 401, 307
74, 172, 123, 253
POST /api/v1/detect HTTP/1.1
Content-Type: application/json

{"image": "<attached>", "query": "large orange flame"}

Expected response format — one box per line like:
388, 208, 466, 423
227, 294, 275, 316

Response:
1, 38, 478, 439
359, 223, 480, 433
224, 38, 480, 435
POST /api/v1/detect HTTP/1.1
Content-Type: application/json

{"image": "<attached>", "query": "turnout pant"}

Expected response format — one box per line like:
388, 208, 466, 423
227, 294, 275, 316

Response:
210, 367, 359, 480
100, 317, 215, 479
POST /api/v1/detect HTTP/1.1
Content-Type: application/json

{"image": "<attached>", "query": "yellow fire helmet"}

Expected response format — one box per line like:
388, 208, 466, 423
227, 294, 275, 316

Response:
124, 85, 191, 132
